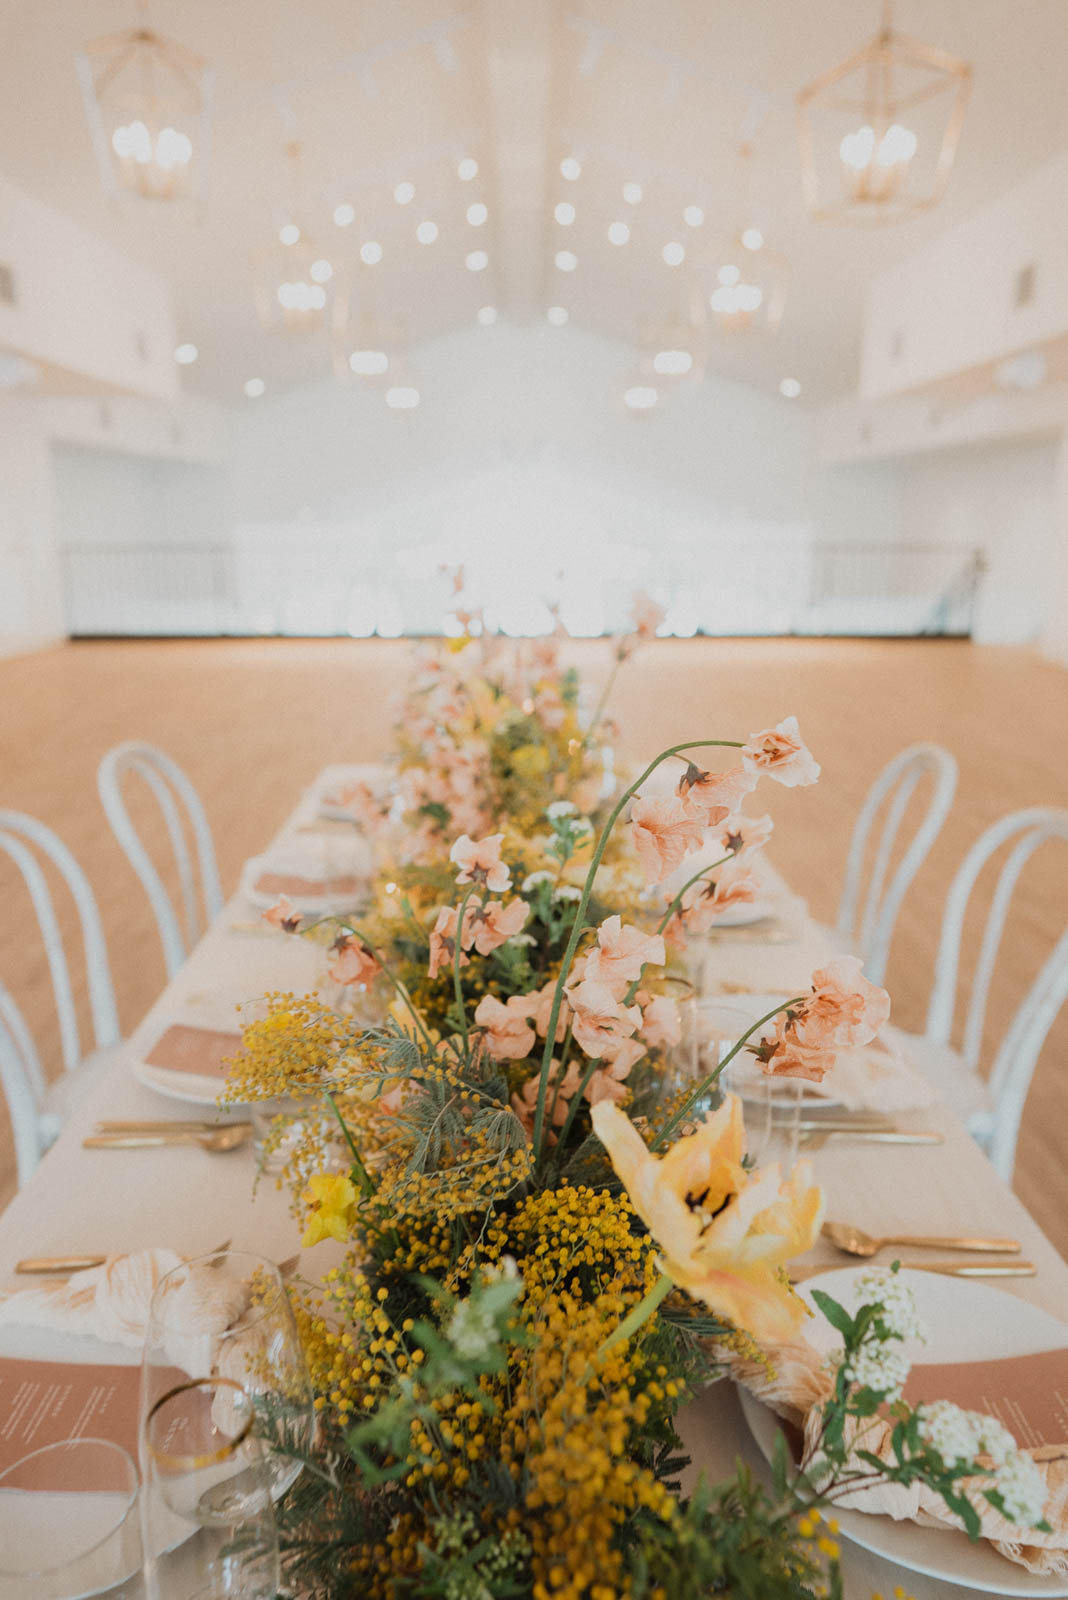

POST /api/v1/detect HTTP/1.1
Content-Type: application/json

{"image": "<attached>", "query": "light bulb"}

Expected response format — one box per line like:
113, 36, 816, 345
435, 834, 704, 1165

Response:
457, 157, 478, 181
662, 241, 685, 266
477, 305, 497, 325
653, 350, 692, 376
386, 385, 420, 409
622, 181, 643, 204
683, 204, 704, 227
779, 377, 802, 398
416, 220, 439, 244
350, 350, 389, 376
547, 305, 568, 326
717, 263, 740, 286
393, 181, 415, 204
279, 223, 300, 245
555, 250, 577, 271
624, 385, 657, 410
465, 250, 489, 271
244, 378, 265, 398
560, 156, 582, 180
173, 343, 198, 365
607, 222, 630, 245
555, 201, 576, 225
360, 241, 383, 264
466, 202, 488, 225
333, 202, 355, 226
742, 227, 764, 251
310, 258, 333, 282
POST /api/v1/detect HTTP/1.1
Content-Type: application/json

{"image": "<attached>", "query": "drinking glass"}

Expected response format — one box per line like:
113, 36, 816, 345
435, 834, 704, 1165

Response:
0, 1437, 141, 1599
140, 1250, 314, 1505
654, 977, 699, 1103
701, 1001, 803, 1168
141, 1378, 279, 1600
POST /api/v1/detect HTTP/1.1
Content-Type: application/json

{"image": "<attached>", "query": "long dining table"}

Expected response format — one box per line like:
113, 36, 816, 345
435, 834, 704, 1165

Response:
2, 765, 1067, 1600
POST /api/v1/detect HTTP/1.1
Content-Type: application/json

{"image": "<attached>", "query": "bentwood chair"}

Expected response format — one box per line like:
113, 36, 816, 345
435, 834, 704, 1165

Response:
0, 982, 51, 1187
97, 742, 223, 980
0, 811, 122, 1173
836, 743, 958, 986
898, 807, 1068, 1181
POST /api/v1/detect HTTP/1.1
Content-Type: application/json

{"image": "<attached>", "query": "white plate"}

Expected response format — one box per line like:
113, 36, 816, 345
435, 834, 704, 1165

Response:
705, 902, 775, 929
738, 1266, 1068, 1595
131, 1058, 238, 1108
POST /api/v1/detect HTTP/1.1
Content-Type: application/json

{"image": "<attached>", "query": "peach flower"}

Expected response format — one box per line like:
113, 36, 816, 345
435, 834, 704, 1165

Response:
264, 896, 302, 934
641, 993, 682, 1050
468, 895, 529, 956
328, 934, 381, 988
474, 994, 539, 1061
792, 957, 891, 1051
591, 1096, 823, 1344
741, 716, 820, 788
428, 905, 470, 980
568, 978, 643, 1061
719, 813, 774, 857
583, 916, 666, 997
629, 793, 707, 884
676, 763, 757, 826
511, 1059, 582, 1139
534, 980, 571, 1043
449, 832, 511, 892
677, 859, 762, 934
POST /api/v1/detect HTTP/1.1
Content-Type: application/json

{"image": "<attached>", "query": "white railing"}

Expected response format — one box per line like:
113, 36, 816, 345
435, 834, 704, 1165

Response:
61, 539, 984, 639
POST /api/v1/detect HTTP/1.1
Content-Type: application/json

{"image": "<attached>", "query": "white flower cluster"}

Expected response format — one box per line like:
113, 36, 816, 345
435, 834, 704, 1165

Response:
546, 800, 578, 820
554, 885, 583, 902
445, 1260, 519, 1361
853, 1267, 926, 1343
917, 1400, 1047, 1527
842, 1340, 912, 1402
522, 870, 555, 893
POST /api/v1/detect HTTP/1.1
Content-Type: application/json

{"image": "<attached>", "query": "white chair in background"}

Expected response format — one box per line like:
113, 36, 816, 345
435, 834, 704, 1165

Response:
836, 742, 958, 986
899, 807, 1068, 1182
0, 811, 122, 1173
0, 982, 52, 1187
97, 741, 223, 980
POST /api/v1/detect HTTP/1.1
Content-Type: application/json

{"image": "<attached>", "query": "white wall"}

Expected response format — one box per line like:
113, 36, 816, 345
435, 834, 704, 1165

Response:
0, 395, 63, 655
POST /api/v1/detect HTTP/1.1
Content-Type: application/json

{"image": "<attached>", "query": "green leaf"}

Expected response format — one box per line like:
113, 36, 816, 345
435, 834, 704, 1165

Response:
810, 1289, 855, 1340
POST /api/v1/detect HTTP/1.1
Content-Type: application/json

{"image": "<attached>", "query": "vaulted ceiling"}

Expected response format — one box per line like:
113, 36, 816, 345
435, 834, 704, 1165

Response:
4, 0, 1068, 404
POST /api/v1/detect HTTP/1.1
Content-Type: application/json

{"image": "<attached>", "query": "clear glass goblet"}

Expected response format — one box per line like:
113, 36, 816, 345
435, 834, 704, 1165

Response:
0, 1437, 141, 1600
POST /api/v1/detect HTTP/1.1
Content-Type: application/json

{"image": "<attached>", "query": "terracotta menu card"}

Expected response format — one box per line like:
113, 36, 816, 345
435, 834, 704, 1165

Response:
0, 1357, 140, 1490
144, 1023, 243, 1077
904, 1346, 1068, 1454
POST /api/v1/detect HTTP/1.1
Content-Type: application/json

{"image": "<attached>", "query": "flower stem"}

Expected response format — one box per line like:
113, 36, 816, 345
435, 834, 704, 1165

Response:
655, 853, 733, 936
652, 996, 807, 1148
452, 885, 478, 1053
323, 1089, 374, 1196
596, 1272, 674, 1359
530, 739, 743, 1161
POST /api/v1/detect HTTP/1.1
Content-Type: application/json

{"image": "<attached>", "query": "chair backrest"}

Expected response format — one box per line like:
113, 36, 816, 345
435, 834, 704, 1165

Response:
97, 742, 223, 980
0, 981, 46, 1187
0, 811, 120, 1072
836, 743, 958, 986
925, 807, 1068, 1181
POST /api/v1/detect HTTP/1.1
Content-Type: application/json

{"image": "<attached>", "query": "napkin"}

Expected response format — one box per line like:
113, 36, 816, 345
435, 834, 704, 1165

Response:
0, 1248, 247, 1355
725, 1337, 1068, 1575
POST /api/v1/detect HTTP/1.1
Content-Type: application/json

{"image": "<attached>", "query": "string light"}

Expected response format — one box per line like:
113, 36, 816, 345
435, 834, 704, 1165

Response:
662, 241, 685, 266
393, 181, 415, 204
477, 306, 497, 325
386, 385, 420, 409
279, 223, 300, 245
554, 201, 576, 225
309, 258, 332, 282
350, 350, 389, 376
683, 204, 704, 226
622, 181, 643, 204
465, 250, 489, 271
457, 157, 478, 181
416, 220, 439, 243
466, 202, 488, 225
333, 202, 355, 226
560, 156, 582, 180
173, 343, 198, 365
244, 378, 265, 398
779, 377, 802, 398
742, 227, 764, 250
555, 250, 577, 271
360, 241, 383, 264
547, 305, 569, 325
624, 385, 657, 410
607, 222, 630, 245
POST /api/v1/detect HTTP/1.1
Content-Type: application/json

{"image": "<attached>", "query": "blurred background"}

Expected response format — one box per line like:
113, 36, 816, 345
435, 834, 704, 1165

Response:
2, 0, 1068, 654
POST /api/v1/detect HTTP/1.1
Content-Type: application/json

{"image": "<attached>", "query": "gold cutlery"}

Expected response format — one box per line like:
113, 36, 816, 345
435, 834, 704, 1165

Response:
82, 1125, 253, 1153
16, 1237, 231, 1276
794, 1259, 1037, 1283
823, 1221, 1022, 1258
94, 1119, 251, 1134
801, 1129, 944, 1147
798, 1118, 897, 1132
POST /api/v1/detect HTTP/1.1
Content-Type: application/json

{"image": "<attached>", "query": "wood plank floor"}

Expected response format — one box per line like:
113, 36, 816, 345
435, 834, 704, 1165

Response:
2, 637, 1067, 1251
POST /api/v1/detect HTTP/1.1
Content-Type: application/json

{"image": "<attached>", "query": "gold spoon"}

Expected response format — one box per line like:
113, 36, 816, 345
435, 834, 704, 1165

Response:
823, 1221, 1021, 1258
82, 1126, 254, 1153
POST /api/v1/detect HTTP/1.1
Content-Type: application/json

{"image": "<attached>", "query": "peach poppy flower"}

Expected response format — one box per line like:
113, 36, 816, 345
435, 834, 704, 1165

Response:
741, 716, 820, 788
468, 895, 529, 956
511, 1059, 583, 1139
591, 1096, 824, 1345
328, 934, 381, 988
641, 993, 682, 1050
792, 957, 890, 1051
676, 763, 757, 826
756, 1029, 837, 1083
720, 813, 774, 857
450, 832, 511, 892
583, 915, 666, 997
264, 896, 302, 934
629, 794, 707, 885
474, 993, 539, 1061
428, 905, 470, 980
677, 859, 762, 934
568, 978, 643, 1061
534, 979, 571, 1043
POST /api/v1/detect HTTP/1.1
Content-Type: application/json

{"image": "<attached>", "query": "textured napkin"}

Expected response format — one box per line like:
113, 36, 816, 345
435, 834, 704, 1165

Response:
727, 1337, 1068, 1574
0, 1248, 248, 1357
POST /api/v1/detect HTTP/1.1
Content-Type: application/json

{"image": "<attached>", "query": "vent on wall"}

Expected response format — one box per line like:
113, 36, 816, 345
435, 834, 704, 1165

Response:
0, 262, 15, 305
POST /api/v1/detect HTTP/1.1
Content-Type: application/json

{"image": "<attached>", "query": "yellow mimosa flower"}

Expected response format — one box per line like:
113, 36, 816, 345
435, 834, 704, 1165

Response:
591, 1095, 823, 1344
301, 1172, 358, 1247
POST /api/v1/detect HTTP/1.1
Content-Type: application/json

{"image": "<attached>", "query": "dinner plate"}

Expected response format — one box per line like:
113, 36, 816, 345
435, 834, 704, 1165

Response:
705, 902, 775, 929
738, 1266, 1068, 1595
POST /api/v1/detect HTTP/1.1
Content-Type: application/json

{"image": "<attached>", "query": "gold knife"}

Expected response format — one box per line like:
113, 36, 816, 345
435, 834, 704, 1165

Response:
795, 1259, 1036, 1282
94, 1120, 251, 1133
801, 1130, 944, 1147
15, 1237, 233, 1275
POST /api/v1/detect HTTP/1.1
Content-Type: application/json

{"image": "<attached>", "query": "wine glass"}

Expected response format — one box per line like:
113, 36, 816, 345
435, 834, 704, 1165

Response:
0, 1438, 141, 1599
140, 1250, 314, 1505
141, 1377, 279, 1600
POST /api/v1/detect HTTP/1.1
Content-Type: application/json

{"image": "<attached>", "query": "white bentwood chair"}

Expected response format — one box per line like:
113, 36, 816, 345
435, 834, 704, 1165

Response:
899, 807, 1068, 1182
0, 811, 122, 1182
836, 743, 958, 986
97, 742, 223, 980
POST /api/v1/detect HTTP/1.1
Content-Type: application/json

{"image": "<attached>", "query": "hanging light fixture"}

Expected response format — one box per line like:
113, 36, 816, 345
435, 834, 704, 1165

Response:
253, 143, 346, 337
707, 145, 788, 333
77, 15, 211, 201
797, 1, 970, 224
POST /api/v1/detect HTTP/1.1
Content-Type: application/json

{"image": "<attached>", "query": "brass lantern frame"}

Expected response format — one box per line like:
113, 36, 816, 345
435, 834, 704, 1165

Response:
77, 26, 212, 201
797, 12, 970, 225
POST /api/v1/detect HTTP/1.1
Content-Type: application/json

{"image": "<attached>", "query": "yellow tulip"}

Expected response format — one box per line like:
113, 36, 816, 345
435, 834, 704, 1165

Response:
301, 1172, 358, 1248
591, 1096, 823, 1345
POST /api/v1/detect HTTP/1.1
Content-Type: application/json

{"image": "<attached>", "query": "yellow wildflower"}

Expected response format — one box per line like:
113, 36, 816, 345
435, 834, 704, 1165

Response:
302, 1172, 358, 1247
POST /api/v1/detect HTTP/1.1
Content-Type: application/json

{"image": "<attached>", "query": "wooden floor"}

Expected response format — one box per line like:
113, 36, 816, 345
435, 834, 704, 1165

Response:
2, 637, 1067, 1251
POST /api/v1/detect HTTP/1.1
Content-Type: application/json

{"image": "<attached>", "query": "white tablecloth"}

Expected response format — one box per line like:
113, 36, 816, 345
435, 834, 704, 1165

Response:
2, 765, 1067, 1599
